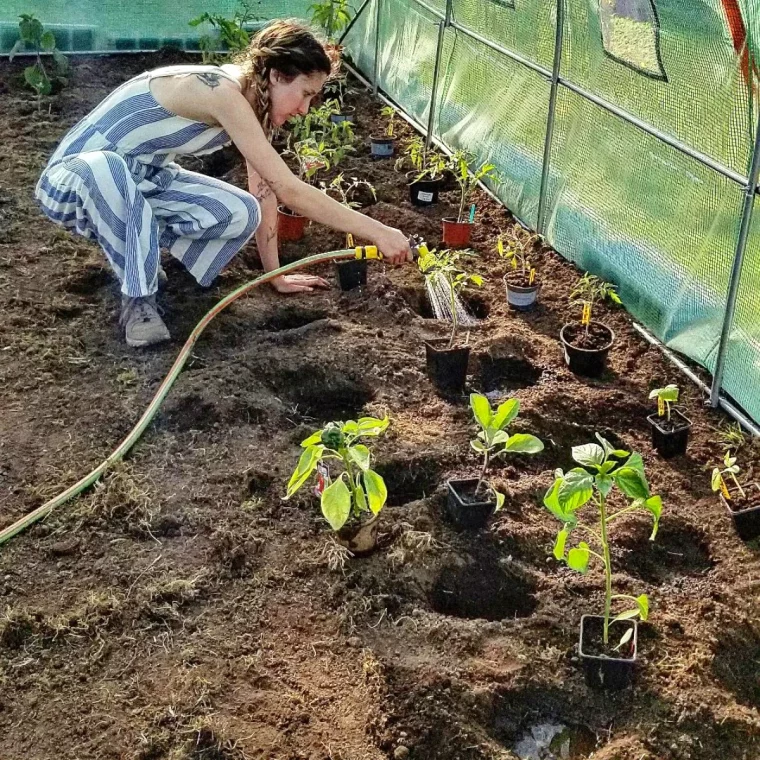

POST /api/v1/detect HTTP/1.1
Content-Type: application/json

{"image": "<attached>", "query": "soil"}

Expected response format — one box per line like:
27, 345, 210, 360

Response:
648, 410, 692, 434
562, 321, 614, 351
724, 484, 760, 514
579, 617, 636, 661
449, 479, 495, 507
2, 51, 760, 760
504, 270, 539, 289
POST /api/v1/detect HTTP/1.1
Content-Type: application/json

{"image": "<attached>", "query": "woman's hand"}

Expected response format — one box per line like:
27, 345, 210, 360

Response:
371, 225, 414, 264
270, 273, 330, 293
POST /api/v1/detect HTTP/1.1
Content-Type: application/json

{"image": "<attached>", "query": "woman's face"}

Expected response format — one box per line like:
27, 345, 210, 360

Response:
268, 70, 328, 127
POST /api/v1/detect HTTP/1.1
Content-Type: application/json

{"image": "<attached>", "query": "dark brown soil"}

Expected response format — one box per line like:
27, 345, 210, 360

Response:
648, 410, 692, 434
562, 321, 614, 351
579, 616, 636, 661
504, 270, 538, 288
1, 52, 760, 760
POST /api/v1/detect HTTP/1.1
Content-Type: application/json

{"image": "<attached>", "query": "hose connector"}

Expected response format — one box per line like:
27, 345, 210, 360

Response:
355, 246, 381, 260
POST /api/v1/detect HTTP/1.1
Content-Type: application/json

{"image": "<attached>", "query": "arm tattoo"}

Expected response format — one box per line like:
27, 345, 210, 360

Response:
253, 178, 273, 201
196, 72, 221, 89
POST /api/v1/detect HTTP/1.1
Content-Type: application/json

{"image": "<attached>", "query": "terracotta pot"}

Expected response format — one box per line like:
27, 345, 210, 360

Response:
441, 218, 473, 248
277, 206, 308, 242
336, 513, 379, 555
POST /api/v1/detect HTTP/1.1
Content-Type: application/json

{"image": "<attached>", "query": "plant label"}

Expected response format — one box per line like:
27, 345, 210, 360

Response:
582, 302, 591, 325
417, 191, 434, 202
658, 397, 665, 417
719, 475, 731, 500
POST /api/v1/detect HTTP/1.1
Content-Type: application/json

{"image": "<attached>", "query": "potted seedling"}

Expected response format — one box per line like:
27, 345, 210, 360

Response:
395, 135, 448, 207
446, 394, 544, 530
498, 224, 541, 310
441, 151, 499, 248
712, 451, 760, 541
371, 106, 398, 158
544, 434, 662, 690
325, 173, 377, 290
285, 416, 390, 554
418, 246, 483, 394
560, 273, 621, 378
647, 384, 692, 458
279, 139, 333, 241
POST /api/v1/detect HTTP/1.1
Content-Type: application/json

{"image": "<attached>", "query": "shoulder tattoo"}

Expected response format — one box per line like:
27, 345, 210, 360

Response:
196, 72, 221, 89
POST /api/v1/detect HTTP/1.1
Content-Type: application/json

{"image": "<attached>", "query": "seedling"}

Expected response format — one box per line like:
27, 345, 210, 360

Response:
10, 14, 69, 108
648, 384, 679, 422
417, 247, 483, 348
380, 105, 397, 138
497, 224, 540, 282
395, 135, 448, 182
544, 434, 662, 646
449, 150, 499, 224
469, 393, 544, 502
712, 450, 745, 500
189, 1, 260, 63
284, 416, 389, 532
283, 139, 334, 184
309, 0, 351, 41
570, 273, 621, 337
324, 173, 376, 208
716, 421, 746, 453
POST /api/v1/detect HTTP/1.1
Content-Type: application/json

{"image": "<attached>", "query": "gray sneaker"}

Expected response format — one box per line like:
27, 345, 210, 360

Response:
119, 295, 170, 347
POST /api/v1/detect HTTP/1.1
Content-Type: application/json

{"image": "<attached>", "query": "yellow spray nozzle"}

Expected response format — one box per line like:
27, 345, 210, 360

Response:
355, 246, 381, 260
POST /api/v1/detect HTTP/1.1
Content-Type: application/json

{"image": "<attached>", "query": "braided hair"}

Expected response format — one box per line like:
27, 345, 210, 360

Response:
234, 19, 334, 138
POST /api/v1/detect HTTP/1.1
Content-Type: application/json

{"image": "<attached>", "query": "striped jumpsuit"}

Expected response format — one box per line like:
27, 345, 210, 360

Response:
35, 65, 260, 297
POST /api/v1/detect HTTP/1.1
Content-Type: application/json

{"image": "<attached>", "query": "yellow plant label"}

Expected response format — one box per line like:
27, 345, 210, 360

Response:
719, 476, 731, 500
529, 268, 536, 285
581, 302, 591, 325
497, 238, 504, 256
658, 397, 665, 417
346, 233, 354, 247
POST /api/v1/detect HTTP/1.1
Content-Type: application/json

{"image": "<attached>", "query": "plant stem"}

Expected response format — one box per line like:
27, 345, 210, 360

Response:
458, 189, 466, 225
666, 399, 671, 422
448, 276, 458, 349
476, 449, 490, 495
340, 448, 359, 519
599, 493, 612, 646
606, 504, 638, 524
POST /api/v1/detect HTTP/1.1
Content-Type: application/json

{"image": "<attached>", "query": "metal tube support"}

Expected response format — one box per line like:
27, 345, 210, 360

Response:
425, 0, 452, 151
709, 108, 760, 406
537, 0, 565, 236
372, 0, 382, 96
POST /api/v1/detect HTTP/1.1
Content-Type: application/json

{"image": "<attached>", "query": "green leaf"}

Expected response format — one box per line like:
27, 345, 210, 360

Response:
321, 476, 352, 530
595, 473, 614, 498
614, 627, 634, 651
470, 439, 487, 453
557, 469, 594, 510
504, 433, 544, 454
572, 443, 605, 468
596, 433, 629, 459
491, 430, 510, 445
553, 527, 569, 560
494, 491, 505, 512
285, 445, 322, 497
24, 64, 51, 96
544, 478, 577, 526
612, 608, 641, 622
8, 38, 25, 61
492, 398, 520, 429
362, 469, 387, 514
649, 385, 679, 403
613, 467, 650, 500
40, 30, 56, 50
355, 416, 389, 435
636, 593, 649, 621
567, 542, 590, 573
625, 452, 646, 477
641, 495, 662, 540
348, 444, 370, 471
300, 430, 323, 447
469, 393, 492, 429
711, 468, 722, 492
354, 483, 368, 512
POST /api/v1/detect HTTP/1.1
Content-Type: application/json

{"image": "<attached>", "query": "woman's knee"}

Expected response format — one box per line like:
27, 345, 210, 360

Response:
229, 192, 260, 240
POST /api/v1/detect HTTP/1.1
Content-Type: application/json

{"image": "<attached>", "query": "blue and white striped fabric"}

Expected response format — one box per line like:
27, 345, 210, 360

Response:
35, 65, 260, 297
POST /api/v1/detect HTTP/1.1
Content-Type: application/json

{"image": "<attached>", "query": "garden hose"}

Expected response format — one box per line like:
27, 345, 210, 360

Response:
0, 245, 387, 548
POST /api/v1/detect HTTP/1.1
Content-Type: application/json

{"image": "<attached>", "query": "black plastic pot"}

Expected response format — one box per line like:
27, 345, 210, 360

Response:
446, 478, 497, 530
560, 322, 615, 378
647, 409, 692, 458
409, 176, 441, 207
579, 615, 637, 691
720, 484, 760, 541
424, 339, 470, 394
335, 259, 367, 291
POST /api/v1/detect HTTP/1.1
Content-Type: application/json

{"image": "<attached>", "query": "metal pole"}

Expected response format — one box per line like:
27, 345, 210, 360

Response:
425, 0, 452, 151
372, 0, 382, 95
338, 0, 373, 44
537, 0, 565, 235
709, 110, 760, 406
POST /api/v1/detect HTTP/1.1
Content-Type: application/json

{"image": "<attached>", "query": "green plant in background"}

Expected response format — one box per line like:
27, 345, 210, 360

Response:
289, 101, 355, 155
285, 416, 389, 531
712, 450, 745, 499
469, 393, 544, 504
544, 434, 662, 647
309, 0, 352, 42
715, 421, 746, 453
648, 384, 679, 422
324, 173, 376, 208
570, 273, 622, 336
380, 105, 397, 137
417, 247, 483, 348
189, 1, 261, 63
395, 135, 448, 182
283, 139, 334, 184
448, 150, 499, 223
10, 14, 69, 107
497, 223, 540, 280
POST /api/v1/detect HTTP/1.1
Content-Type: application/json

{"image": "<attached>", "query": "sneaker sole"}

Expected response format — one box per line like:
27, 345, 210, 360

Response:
125, 334, 171, 348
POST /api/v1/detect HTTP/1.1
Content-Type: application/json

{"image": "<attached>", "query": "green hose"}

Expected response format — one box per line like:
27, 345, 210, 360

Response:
0, 247, 363, 547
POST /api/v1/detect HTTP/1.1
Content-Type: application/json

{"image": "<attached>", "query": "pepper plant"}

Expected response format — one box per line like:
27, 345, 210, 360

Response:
544, 434, 662, 646
285, 416, 389, 531
395, 135, 448, 182
417, 247, 483, 348
449, 150, 499, 224
648, 384, 679, 422
712, 450, 745, 500
469, 393, 544, 503
10, 14, 69, 107
570, 273, 622, 338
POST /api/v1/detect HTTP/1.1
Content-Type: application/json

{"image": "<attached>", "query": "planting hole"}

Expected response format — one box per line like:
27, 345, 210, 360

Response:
429, 553, 537, 621
279, 369, 374, 422
461, 292, 490, 320
712, 625, 760, 708
163, 393, 220, 432
512, 721, 597, 760
373, 454, 441, 506
63, 266, 112, 296
476, 355, 542, 393
400, 284, 435, 319
259, 306, 328, 332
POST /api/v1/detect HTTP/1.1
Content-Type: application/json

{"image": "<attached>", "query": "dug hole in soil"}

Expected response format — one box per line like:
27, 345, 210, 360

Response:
0, 51, 759, 760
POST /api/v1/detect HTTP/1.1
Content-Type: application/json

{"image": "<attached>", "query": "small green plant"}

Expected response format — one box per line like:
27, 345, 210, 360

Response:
289, 100, 355, 155
497, 224, 540, 281
544, 434, 662, 647
449, 150, 499, 224
309, 0, 351, 41
189, 1, 261, 63
284, 139, 334, 184
648, 384, 679, 422
10, 14, 69, 107
324, 173, 376, 208
469, 393, 544, 503
716, 421, 746, 453
712, 450, 745, 499
380, 105, 397, 137
285, 416, 389, 531
417, 247, 483, 348
570, 273, 622, 337
395, 135, 448, 182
